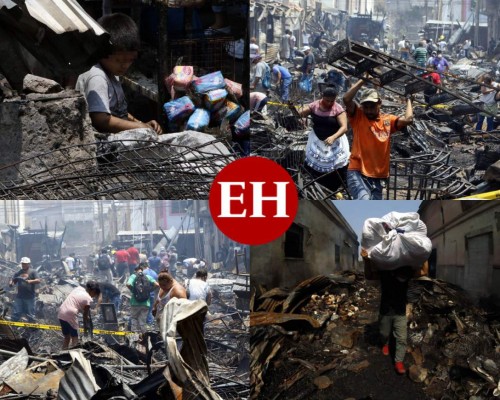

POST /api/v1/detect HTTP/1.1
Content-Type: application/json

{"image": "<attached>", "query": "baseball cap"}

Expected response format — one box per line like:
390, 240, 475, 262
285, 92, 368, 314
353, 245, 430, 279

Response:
20, 257, 31, 264
301, 46, 311, 52
360, 89, 381, 104
251, 53, 263, 62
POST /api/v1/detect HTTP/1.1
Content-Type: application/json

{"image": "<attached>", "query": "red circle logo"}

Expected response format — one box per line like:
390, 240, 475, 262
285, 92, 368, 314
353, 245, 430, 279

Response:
209, 157, 298, 245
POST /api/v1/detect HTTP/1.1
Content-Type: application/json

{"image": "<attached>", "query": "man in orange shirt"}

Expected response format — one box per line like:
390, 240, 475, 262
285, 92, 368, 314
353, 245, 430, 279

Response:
343, 79, 414, 199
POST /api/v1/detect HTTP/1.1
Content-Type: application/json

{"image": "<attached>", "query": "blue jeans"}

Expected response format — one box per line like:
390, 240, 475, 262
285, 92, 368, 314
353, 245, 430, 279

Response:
12, 297, 36, 322
280, 77, 292, 101
147, 293, 156, 324
111, 294, 121, 314
476, 114, 494, 131
347, 170, 384, 200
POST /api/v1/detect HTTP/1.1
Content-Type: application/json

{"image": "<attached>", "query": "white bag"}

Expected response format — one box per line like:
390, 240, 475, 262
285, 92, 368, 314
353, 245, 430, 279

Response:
361, 212, 432, 270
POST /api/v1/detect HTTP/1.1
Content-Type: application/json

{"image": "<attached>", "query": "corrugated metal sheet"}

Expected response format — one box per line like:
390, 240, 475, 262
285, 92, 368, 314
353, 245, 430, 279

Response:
160, 299, 222, 400
0, 0, 105, 35
57, 350, 100, 400
0, 0, 110, 77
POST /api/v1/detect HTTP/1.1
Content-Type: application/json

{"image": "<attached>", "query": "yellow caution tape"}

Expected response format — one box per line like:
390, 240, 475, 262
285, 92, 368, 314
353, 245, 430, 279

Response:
456, 190, 500, 200
267, 101, 293, 107
0, 319, 131, 336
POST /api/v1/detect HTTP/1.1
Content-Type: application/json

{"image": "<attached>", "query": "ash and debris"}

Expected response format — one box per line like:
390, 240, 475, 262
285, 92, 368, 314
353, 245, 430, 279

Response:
250, 272, 500, 400
0, 261, 249, 400
251, 39, 500, 200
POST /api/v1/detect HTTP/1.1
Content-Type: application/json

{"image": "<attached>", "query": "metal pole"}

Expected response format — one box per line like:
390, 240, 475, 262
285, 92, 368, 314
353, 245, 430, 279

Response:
474, 0, 480, 48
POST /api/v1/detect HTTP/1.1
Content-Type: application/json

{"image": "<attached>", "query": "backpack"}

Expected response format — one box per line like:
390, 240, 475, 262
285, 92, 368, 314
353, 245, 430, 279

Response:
97, 254, 111, 270
133, 273, 153, 302
262, 63, 271, 89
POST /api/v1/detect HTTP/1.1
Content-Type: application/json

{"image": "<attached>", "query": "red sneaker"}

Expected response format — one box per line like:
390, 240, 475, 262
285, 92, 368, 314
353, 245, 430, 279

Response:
382, 344, 389, 356
395, 361, 406, 375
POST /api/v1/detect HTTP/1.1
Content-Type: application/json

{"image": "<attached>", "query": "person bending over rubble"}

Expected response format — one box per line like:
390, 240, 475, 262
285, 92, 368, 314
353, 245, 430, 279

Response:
76, 13, 163, 134
58, 281, 101, 350
272, 62, 292, 102
96, 281, 121, 315
298, 86, 350, 193
152, 272, 186, 325
343, 79, 414, 199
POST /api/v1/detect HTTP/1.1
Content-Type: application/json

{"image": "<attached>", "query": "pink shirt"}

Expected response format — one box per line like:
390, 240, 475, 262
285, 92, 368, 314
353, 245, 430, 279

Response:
57, 286, 92, 329
250, 92, 267, 110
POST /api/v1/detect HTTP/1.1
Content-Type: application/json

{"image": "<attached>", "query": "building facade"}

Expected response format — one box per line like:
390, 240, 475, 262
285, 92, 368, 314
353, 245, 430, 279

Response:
418, 201, 500, 299
251, 200, 359, 289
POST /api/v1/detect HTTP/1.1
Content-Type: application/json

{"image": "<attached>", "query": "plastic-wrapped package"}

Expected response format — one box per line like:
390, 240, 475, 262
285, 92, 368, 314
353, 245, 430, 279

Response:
212, 100, 241, 123
233, 110, 250, 136
224, 100, 241, 122
192, 71, 225, 94
186, 108, 210, 131
163, 96, 195, 121
361, 212, 432, 270
164, 73, 176, 99
204, 89, 228, 111
224, 78, 243, 98
172, 66, 194, 90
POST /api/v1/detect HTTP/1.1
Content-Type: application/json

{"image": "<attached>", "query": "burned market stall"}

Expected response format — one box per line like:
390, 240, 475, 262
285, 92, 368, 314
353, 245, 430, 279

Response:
251, 38, 500, 200
0, 0, 250, 199
0, 264, 250, 399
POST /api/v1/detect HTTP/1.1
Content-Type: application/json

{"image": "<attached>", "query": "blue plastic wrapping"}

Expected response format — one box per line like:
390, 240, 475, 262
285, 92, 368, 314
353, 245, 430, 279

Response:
163, 96, 195, 121
186, 108, 210, 131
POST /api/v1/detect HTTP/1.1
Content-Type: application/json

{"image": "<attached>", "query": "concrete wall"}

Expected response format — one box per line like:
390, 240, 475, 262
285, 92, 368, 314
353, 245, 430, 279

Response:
419, 201, 500, 299
251, 200, 359, 290
0, 91, 97, 182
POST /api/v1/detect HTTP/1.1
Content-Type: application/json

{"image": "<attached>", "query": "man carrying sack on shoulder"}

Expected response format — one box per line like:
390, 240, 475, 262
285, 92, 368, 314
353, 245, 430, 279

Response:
361, 211, 432, 376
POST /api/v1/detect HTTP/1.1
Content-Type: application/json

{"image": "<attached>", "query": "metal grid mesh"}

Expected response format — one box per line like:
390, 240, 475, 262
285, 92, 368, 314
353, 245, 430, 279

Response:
167, 36, 238, 82
0, 138, 236, 199
389, 150, 476, 199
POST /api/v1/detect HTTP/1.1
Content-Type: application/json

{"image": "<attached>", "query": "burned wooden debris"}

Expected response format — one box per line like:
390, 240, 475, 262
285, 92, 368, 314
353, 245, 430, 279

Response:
0, 263, 249, 399
252, 39, 500, 199
250, 273, 500, 400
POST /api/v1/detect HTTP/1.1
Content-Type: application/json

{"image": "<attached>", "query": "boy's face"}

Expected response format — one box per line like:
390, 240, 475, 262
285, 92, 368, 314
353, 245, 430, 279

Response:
100, 50, 138, 76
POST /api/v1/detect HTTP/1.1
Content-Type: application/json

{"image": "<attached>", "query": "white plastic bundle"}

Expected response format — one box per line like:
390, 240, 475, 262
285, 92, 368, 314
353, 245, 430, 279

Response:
361, 212, 432, 270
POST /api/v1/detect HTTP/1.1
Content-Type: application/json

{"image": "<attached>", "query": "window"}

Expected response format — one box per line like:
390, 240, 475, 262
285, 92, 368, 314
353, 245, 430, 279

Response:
335, 244, 340, 266
170, 200, 192, 215
284, 223, 304, 258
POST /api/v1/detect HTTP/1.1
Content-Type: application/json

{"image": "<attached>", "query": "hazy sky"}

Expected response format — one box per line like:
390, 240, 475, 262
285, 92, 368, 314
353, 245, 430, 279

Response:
334, 200, 423, 242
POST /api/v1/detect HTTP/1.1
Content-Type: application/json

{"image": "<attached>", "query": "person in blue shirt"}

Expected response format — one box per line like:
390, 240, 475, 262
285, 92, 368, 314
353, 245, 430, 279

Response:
272, 62, 292, 101
147, 251, 162, 274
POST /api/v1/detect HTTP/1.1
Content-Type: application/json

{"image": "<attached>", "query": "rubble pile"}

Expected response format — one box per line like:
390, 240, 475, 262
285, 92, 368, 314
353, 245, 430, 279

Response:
250, 272, 500, 400
406, 278, 500, 399
252, 39, 500, 199
0, 265, 249, 399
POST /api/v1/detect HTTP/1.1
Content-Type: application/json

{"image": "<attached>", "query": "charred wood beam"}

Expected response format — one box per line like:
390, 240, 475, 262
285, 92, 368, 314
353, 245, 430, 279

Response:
326, 38, 495, 117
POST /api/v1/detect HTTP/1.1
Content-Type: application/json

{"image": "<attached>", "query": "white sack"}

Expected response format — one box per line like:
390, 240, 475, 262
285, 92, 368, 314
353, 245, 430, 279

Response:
361, 212, 432, 270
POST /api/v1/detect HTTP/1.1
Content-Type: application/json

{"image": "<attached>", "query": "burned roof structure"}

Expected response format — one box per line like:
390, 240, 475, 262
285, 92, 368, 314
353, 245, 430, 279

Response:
251, 273, 500, 399
0, 0, 109, 90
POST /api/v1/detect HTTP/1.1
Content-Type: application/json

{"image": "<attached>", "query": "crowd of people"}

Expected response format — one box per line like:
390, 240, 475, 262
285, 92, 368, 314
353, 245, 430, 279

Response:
8, 246, 213, 350
249, 29, 499, 196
